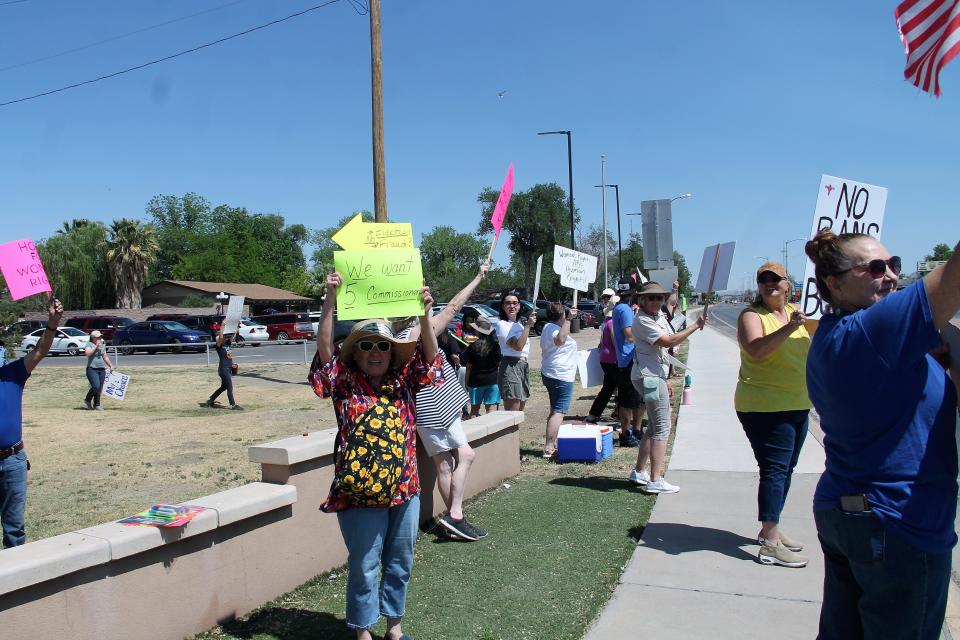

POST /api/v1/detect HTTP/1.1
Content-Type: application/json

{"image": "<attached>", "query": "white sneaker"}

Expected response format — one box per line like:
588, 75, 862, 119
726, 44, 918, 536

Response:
643, 478, 679, 494
628, 469, 650, 485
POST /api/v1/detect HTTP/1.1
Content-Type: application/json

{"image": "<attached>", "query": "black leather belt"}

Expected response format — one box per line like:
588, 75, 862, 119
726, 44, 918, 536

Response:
0, 441, 24, 460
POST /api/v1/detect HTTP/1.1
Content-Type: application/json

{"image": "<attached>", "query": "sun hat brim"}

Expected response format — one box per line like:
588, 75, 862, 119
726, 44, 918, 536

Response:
468, 321, 494, 335
339, 319, 417, 369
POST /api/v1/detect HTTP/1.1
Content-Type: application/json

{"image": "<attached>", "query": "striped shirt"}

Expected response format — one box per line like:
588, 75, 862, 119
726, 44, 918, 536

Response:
398, 329, 470, 429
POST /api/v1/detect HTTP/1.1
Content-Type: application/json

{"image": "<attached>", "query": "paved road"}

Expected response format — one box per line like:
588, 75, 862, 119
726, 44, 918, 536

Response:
24, 341, 316, 368
700, 302, 745, 341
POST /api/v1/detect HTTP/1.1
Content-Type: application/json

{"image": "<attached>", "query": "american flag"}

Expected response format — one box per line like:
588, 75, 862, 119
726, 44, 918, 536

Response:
896, 0, 960, 96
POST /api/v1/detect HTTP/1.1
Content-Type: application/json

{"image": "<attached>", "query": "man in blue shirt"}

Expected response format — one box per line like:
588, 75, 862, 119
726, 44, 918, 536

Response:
612, 276, 643, 447
1, 296, 63, 548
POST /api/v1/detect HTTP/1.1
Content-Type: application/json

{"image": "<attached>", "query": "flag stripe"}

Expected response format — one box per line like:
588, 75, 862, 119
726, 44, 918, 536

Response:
896, 0, 960, 95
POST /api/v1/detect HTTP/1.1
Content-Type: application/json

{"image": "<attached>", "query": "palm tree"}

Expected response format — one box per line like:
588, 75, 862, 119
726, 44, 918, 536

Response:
106, 219, 159, 309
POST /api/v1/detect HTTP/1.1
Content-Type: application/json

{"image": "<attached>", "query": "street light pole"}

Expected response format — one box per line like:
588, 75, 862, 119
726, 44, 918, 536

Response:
595, 183, 623, 279
783, 237, 807, 280
537, 130, 575, 250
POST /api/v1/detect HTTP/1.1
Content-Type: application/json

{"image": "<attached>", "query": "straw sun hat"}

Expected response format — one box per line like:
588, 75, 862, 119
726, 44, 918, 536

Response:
339, 319, 417, 369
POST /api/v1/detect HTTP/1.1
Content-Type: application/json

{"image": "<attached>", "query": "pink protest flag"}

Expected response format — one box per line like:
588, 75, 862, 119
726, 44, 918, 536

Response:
0, 238, 52, 300
490, 163, 514, 239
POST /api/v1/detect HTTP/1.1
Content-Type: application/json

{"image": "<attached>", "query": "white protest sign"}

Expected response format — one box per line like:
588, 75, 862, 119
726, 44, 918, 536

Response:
533, 255, 543, 301
576, 349, 604, 388
103, 371, 131, 401
553, 245, 598, 293
647, 267, 678, 292
800, 175, 888, 319
222, 295, 245, 336
694, 242, 736, 292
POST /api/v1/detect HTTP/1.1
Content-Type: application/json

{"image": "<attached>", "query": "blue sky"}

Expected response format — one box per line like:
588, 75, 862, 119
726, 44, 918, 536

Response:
1, 0, 956, 292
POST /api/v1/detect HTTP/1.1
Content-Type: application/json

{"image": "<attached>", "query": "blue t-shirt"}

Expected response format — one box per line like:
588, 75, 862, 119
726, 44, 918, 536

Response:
612, 302, 636, 368
0, 358, 30, 448
809, 281, 958, 552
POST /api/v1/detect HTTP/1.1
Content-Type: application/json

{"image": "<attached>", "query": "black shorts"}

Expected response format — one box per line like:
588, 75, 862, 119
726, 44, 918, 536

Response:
617, 362, 642, 409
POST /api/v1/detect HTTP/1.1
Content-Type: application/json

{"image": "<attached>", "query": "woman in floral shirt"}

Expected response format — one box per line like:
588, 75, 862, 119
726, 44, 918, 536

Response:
311, 272, 442, 640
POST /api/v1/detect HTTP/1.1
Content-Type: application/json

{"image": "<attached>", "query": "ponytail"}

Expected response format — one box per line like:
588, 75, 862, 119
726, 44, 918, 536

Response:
804, 229, 869, 305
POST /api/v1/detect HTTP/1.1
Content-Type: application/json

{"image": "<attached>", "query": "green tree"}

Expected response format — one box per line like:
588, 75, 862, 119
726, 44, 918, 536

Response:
674, 251, 693, 298
146, 193, 212, 282
614, 232, 645, 283
419, 225, 487, 301
925, 243, 955, 261
477, 183, 579, 298
106, 219, 159, 309
577, 224, 616, 296
39, 220, 113, 310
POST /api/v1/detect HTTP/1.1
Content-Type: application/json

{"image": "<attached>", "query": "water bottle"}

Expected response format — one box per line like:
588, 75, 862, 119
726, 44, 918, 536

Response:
684, 372, 692, 388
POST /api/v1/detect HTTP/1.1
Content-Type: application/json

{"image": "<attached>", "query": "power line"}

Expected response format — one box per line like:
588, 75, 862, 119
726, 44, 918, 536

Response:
0, 0, 253, 73
0, 0, 31, 6
0, 0, 344, 108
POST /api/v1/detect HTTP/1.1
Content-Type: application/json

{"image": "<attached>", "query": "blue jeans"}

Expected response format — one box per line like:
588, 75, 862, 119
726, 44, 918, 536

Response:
815, 508, 951, 639
0, 449, 28, 548
85, 367, 106, 408
541, 375, 573, 413
336, 495, 420, 630
737, 410, 808, 523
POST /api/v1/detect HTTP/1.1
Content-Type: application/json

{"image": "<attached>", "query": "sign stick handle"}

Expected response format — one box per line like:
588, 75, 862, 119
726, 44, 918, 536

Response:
572, 289, 578, 308
486, 235, 499, 263
703, 244, 722, 315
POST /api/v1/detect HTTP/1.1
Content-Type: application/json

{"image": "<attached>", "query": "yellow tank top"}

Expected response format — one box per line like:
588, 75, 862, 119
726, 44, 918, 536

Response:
734, 303, 812, 412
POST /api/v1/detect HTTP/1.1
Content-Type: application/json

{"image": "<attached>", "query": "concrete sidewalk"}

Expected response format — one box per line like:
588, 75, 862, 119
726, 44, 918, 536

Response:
584, 322, 827, 639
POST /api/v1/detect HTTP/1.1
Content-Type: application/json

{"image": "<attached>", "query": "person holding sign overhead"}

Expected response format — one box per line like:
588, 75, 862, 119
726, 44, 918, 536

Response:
496, 292, 536, 412
82, 330, 114, 411
805, 231, 960, 640
206, 333, 241, 410
1, 295, 62, 548
310, 271, 443, 640
539, 303, 579, 458
629, 282, 706, 494
735, 261, 811, 569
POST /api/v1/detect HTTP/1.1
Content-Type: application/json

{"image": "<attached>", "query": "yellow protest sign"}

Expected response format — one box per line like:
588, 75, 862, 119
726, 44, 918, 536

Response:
334, 249, 424, 320
332, 213, 414, 251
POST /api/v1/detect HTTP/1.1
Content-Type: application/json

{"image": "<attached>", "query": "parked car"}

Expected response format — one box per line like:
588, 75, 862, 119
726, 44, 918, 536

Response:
251, 312, 315, 342
235, 319, 268, 346
3, 319, 45, 337
20, 326, 90, 356
177, 314, 224, 335
112, 321, 211, 354
145, 313, 189, 321
65, 315, 134, 341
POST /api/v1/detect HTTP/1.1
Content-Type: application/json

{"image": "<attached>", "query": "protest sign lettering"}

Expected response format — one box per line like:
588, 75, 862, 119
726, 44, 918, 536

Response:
800, 175, 888, 319
694, 242, 736, 293
0, 238, 52, 300
103, 371, 131, 401
332, 213, 414, 251
553, 245, 598, 293
221, 295, 245, 336
334, 249, 425, 320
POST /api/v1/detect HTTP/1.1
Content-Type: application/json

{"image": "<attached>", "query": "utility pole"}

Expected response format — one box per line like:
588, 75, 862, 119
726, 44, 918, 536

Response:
599, 155, 608, 289
370, 0, 387, 222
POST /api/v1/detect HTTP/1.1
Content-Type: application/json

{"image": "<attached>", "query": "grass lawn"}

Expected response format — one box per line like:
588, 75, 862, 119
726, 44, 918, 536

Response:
196, 347, 690, 640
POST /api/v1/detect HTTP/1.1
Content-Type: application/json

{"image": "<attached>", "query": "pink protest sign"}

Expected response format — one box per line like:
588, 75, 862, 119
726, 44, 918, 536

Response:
0, 238, 52, 300
490, 163, 514, 238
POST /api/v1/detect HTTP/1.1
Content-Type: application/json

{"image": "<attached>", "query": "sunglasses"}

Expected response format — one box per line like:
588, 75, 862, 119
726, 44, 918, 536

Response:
357, 340, 392, 352
503, 300, 520, 306
846, 256, 902, 278
643, 295, 665, 302
757, 273, 784, 285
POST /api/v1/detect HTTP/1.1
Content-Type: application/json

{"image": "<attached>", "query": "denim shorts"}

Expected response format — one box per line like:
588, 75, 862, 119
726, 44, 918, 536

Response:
541, 375, 574, 414
469, 384, 501, 406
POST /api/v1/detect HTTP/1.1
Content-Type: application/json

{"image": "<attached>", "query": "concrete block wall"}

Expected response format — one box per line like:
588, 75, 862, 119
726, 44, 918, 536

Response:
0, 411, 523, 640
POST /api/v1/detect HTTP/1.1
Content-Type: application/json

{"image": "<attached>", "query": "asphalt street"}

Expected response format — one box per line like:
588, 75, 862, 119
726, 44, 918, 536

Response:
25, 340, 316, 368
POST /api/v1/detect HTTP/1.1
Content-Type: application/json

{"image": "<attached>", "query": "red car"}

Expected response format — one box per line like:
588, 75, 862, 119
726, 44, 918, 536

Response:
250, 312, 315, 342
